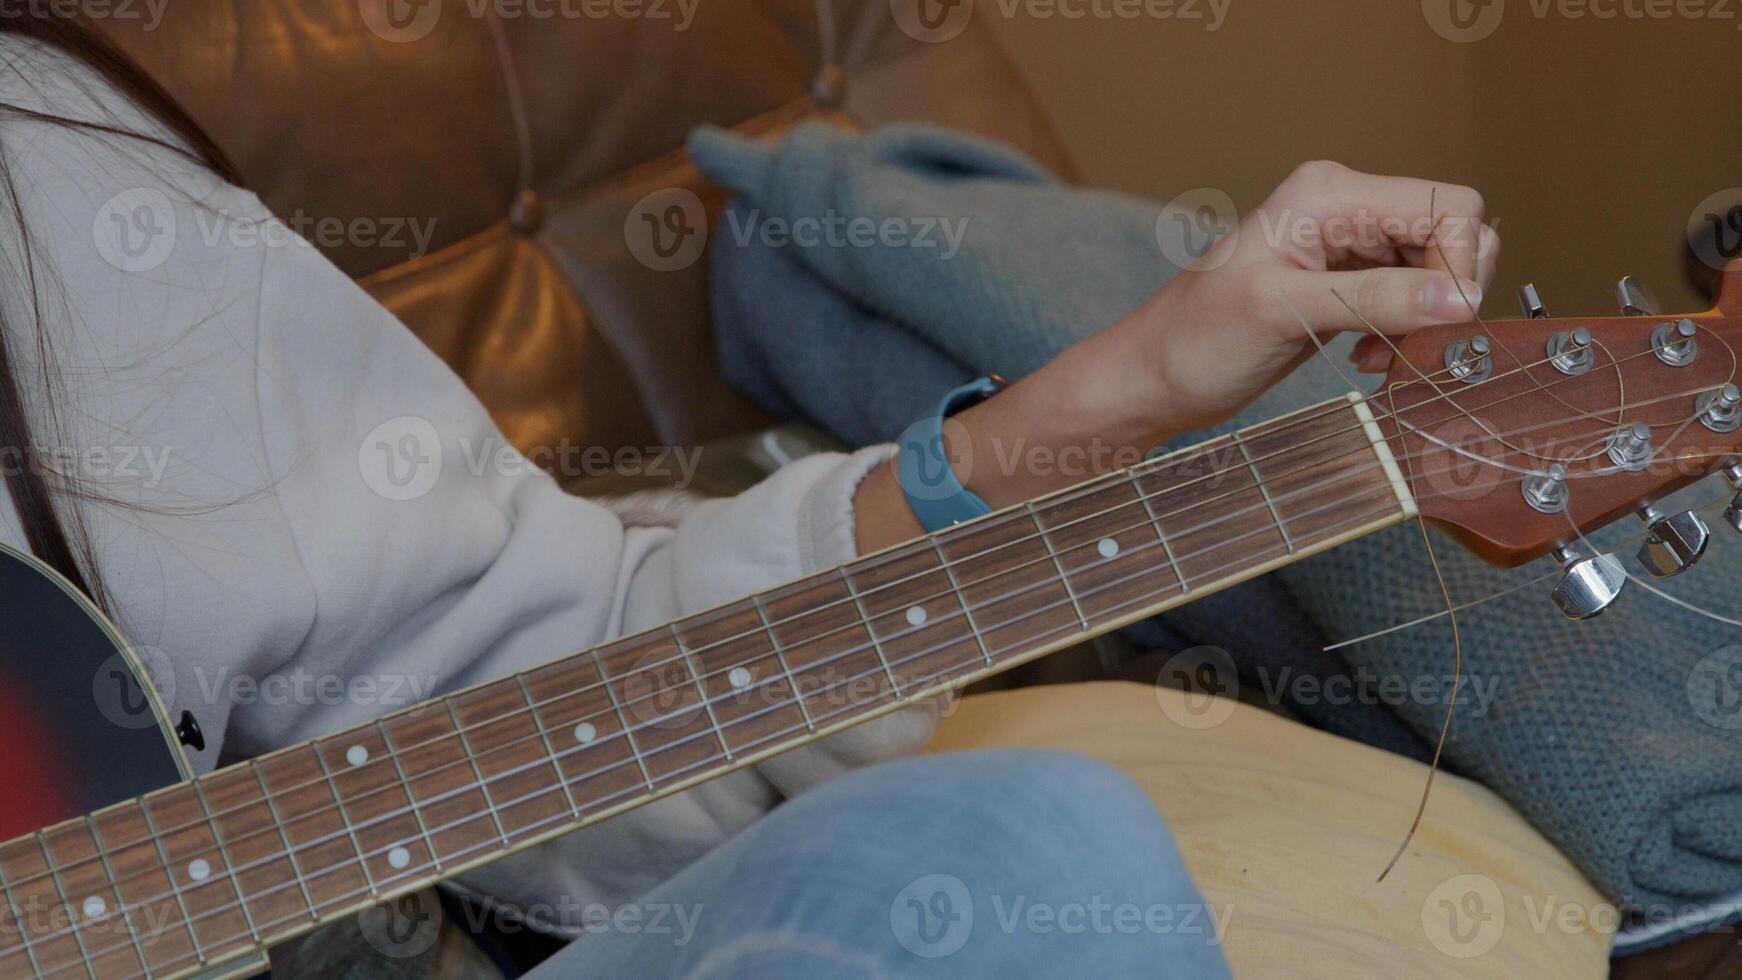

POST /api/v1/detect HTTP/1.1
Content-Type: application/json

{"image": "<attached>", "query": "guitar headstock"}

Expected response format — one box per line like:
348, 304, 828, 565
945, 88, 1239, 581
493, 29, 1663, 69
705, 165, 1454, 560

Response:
1375, 261, 1742, 616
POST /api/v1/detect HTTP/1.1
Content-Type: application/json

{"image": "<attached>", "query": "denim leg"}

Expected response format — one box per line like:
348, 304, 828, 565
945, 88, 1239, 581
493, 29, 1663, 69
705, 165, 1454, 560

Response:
526, 749, 1233, 979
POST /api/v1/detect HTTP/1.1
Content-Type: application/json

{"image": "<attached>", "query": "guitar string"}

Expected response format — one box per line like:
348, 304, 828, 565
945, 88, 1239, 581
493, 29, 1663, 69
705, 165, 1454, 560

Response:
39, 412, 1742, 978
17, 401, 1738, 973
8, 364, 1718, 894
26, 489, 1432, 979
0, 372, 1726, 915
56, 423, 1732, 980
1320, 488, 1734, 652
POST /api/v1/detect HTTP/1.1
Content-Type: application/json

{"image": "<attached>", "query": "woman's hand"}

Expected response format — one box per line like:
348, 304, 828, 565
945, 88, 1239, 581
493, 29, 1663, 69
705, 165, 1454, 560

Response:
1062, 159, 1500, 440
856, 161, 1499, 553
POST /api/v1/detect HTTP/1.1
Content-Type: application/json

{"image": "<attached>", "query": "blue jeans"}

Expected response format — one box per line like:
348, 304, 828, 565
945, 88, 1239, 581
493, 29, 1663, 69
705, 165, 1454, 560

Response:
527, 750, 1233, 978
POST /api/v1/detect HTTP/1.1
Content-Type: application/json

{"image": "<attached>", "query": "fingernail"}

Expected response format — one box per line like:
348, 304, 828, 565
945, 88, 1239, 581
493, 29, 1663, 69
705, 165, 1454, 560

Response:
1424, 277, 1483, 321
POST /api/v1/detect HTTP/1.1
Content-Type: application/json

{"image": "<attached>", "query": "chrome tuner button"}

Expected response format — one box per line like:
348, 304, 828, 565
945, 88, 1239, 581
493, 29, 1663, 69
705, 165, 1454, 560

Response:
1650, 318, 1699, 367
1699, 384, 1742, 433
1550, 546, 1626, 620
1546, 327, 1594, 376
1617, 276, 1661, 317
1636, 504, 1711, 578
1720, 463, 1742, 537
1522, 463, 1570, 514
1606, 421, 1654, 471
1518, 283, 1548, 319
1444, 335, 1493, 384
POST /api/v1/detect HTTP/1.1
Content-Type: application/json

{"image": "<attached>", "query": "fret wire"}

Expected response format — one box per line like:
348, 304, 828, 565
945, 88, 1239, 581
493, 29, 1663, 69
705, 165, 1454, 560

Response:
1026, 503, 1090, 630
248, 761, 319, 922
751, 595, 817, 734
312, 748, 382, 901
0, 835, 48, 977
1232, 430, 1295, 554
35, 832, 97, 975
511, 679, 582, 819
83, 815, 152, 973
32, 483, 1412, 975
189, 779, 262, 947
590, 648, 656, 793
441, 702, 512, 848
10, 438, 1400, 953
669, 625, 733, 762
1130, 470, 1190, 592
375, 721, 445, 868
837, 568, 902, 696
136, 801, 206, 967
930, 538, 993, 667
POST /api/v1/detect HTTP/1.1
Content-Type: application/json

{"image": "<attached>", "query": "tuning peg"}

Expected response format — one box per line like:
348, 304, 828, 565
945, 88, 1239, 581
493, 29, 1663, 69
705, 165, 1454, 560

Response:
1617, 276, 1660, 316
1720, 463, 1742, 536
1699, 385, 1741, 433
1519, 283, 1548, 319
1636, 505, 1710, 577
1551, 547, 1627, 620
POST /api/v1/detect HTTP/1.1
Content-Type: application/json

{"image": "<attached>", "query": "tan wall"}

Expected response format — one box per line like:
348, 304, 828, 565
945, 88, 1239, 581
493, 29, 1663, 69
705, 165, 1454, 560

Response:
980, 0, 1740, 317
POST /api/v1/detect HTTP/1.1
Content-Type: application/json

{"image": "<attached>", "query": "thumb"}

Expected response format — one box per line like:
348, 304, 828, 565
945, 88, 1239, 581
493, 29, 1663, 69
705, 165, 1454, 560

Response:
1271, 267, 1483, 338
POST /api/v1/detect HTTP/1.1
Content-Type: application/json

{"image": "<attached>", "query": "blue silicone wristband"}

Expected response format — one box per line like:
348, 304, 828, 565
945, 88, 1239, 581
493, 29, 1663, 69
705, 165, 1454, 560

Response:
897, 376, 1004, 533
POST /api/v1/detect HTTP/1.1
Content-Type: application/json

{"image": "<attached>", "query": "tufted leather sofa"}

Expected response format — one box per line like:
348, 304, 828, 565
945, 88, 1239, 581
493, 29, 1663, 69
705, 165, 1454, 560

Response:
98, 0, 1071, 466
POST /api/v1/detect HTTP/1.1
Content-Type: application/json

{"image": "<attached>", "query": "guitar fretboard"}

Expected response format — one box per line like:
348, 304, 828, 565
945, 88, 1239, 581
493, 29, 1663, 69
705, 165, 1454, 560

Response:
0, 393, 1416, 980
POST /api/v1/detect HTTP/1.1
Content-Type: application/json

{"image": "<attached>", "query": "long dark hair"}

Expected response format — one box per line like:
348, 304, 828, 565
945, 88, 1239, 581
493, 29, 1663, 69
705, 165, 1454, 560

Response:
0, 15, 241, 607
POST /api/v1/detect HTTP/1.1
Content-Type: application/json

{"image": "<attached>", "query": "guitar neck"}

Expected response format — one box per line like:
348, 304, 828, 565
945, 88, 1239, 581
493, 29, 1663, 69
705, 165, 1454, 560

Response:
2, 392, 1418, 979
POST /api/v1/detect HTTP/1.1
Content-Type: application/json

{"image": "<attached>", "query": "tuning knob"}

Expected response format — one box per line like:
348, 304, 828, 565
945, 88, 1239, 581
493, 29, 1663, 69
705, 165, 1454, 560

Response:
1616, 276, 1660, 316
1636, 505, 1710, 577
1721, 463, 1742, 536
1551, 547, 1627, 620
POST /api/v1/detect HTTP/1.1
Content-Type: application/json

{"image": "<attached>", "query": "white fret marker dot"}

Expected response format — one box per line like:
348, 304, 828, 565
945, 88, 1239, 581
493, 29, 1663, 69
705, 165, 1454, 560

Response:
81, 896, 106, 919
729, 667, 753, 691
574, 722, 597, 745
186, 859, 210, 882
345, 745, 369, 766
1098, 538, 1120, 559
388, 847, 411, 869
906, 606, 927, 627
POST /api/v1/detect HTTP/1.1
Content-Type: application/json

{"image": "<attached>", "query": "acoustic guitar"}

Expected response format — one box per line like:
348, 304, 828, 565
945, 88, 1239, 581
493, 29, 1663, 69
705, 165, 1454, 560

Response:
5, 264, 1742, 979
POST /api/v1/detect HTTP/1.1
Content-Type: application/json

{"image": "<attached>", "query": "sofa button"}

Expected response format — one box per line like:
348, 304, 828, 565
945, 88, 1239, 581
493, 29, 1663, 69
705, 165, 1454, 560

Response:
812, 64, 848, 108
510, 188, 545, 234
